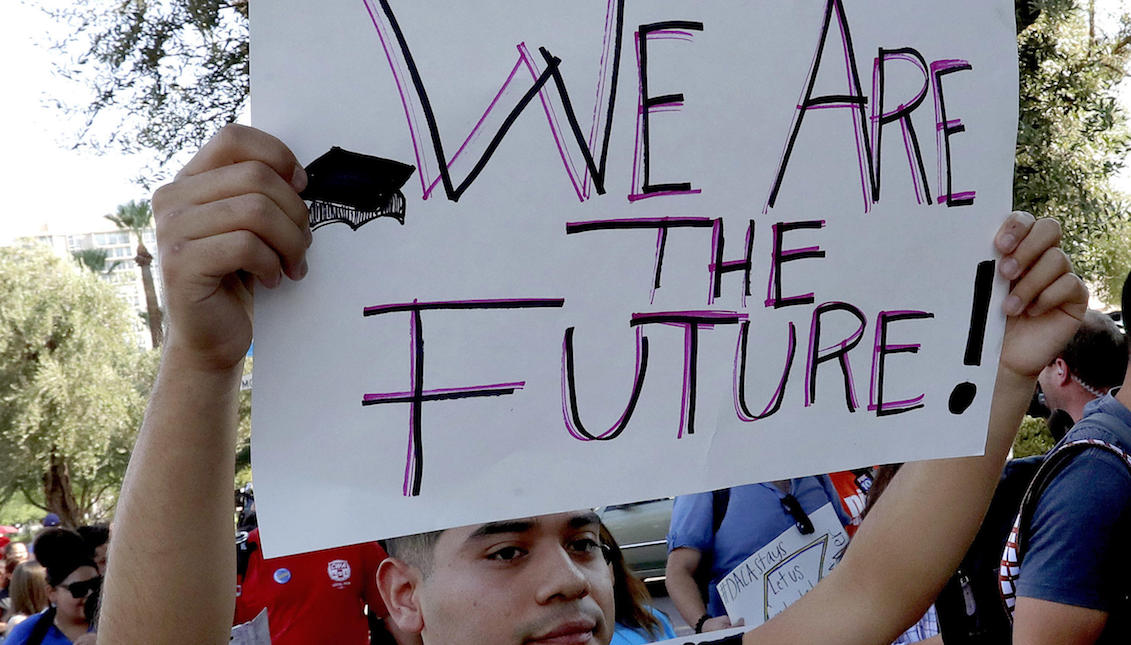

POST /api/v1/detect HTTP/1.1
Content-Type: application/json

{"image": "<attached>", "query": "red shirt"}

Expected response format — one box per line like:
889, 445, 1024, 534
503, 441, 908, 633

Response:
234, 529, 389, 645
827, 470, 871, 537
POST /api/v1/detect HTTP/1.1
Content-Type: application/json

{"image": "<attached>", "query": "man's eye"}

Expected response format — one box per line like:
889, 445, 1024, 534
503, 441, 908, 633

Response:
486, 546, 525, 562
568, 538, 602, 555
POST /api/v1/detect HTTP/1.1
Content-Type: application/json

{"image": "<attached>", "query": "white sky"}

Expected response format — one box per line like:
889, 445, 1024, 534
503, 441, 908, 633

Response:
0, 1, 170, 244
0, 1, 1128, 245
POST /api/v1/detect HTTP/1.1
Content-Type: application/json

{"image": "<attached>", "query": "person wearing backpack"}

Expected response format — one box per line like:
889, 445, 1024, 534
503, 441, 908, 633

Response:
1002, 279, 1131, 645
932, 310, 1128, 644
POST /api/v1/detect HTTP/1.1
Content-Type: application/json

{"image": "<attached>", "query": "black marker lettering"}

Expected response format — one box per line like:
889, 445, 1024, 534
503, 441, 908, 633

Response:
766, 0, 875, 211
871, 48, 932, 204
362, 298, 565, 496
637, 20, 704, 195
766, 220, 826, 309
805, 302, 867, 412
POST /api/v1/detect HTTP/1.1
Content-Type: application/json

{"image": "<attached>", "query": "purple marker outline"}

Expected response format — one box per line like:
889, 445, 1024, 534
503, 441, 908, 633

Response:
869, 50, 931, 205
835, 3, 871, 213
560, 326, 648, 442
868, 310, 933, 415
628, 26, 703, 203
362, 297, 564, 496
708, 219, 756, 307
804, 301, 866, 410
630, 311, 746, 438
582, 0, 622, 199
733, 320, 797, 422
931, 59, 975, 207
763, 0, 875, 214
565, 217, 715, 303
765, 221, 826, 309
364, 0, 624, 202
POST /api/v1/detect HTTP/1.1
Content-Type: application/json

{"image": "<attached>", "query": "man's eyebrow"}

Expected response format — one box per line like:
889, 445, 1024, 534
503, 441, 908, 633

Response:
568, 511, 601, 530
467, 519, 536, 540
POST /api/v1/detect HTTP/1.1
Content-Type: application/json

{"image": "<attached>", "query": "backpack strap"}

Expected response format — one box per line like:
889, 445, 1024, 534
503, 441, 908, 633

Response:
999, 435, 1131, 618
711, 488, 730, 535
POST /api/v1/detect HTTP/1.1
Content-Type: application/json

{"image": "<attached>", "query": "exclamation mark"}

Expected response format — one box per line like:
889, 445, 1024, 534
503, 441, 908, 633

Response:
949, 260, 995, 414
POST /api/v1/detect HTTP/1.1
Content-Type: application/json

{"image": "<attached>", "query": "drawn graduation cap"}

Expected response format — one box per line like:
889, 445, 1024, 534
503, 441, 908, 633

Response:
300, 146, 416, 230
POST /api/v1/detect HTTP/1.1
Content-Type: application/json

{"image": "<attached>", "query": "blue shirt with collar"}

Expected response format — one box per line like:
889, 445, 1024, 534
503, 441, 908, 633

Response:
1016, 392, 1131, 643
666, 476, 850, 617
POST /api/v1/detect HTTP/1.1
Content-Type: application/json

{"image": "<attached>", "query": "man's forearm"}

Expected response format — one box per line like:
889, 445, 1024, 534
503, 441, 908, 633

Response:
99, 346, 243, 644
666, 566, 710, 627
746, 366, 1035, 645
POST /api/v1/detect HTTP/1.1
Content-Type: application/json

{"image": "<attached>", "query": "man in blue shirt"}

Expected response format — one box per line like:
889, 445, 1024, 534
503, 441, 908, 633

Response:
665, 477, 850, 633
1011, 281, 1131, 645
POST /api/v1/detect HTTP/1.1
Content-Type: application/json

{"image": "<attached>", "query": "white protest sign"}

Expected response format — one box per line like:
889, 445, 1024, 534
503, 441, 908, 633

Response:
249, 0, 1018, 556
716, 504, 849, 627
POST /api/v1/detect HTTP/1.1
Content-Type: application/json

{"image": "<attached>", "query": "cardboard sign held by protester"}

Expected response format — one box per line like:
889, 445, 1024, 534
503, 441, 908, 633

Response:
249, 0, 1018, 556
717, 504, 849, 627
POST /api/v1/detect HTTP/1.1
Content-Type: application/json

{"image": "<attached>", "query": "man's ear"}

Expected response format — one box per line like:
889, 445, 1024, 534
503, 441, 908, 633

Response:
377, 557, 425, 634
1053, 357, 1071, 385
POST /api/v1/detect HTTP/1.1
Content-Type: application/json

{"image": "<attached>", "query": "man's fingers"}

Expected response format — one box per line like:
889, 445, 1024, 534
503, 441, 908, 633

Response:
157, 160, 312, 247
1003, 247, 1073, 316
176, 124, 307, 193
168, 231, 286, 292
998, 217, 1061, 281
1025, 272, 1089, 319
993, 211, 1036, 258
165, 196, 310, 281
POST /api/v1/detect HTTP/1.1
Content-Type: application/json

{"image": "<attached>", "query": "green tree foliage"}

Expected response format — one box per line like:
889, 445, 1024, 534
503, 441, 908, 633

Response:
47, 0, 249, 178
0, 246, 157, 527
106, 199, 164, 347
1013, 415, 1057, 456
71, 248, 110, 274
1014, 0, 1131, 302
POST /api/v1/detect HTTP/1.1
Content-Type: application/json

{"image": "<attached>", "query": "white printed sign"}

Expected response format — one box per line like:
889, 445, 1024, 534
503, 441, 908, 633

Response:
716, 504, 850, 627
250, 0, 1018, 556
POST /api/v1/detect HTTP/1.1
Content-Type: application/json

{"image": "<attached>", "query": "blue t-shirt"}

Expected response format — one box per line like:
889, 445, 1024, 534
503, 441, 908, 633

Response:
2, 610, 85, 645
666, 476, 850, 617
1016, 393, 1131, 643
610, 606, 678, 644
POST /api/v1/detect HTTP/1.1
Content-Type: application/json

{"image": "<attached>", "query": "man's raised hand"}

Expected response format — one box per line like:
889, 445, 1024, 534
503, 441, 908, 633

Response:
994, 211, 1088, 380
153, 124, 311, 371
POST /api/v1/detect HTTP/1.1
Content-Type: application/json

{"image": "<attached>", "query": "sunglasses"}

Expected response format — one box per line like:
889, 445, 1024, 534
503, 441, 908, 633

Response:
61, 576, 102, 600
780, 493, 815, 535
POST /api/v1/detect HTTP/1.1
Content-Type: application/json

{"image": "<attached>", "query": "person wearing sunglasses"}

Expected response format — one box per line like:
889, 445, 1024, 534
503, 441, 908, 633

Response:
665, 476, 851, 634
3, 529, 99, 645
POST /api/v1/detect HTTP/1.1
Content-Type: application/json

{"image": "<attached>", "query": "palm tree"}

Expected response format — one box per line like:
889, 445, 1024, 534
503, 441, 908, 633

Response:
72, 248, 110, 274
106, 200, 163, 348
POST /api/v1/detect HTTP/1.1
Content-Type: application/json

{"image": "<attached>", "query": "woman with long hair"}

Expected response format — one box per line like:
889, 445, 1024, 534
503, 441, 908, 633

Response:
601, 523, 678, 644
6, 561, 50, 627
3, 529, 98, 645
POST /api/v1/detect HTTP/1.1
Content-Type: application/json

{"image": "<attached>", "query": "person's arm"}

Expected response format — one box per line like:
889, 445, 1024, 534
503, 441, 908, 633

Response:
1012, 598, 1106, 645
744, 213, 1088, 645
665, 548, 733, 632
98, 125, 311, 644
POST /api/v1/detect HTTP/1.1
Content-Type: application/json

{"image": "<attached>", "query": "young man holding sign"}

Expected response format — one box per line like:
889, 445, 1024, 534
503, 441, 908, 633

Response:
98, 124, 1087, 645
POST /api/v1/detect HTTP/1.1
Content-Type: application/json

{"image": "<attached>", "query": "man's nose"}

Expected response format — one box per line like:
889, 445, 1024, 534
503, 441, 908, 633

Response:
533, 545, 592, 604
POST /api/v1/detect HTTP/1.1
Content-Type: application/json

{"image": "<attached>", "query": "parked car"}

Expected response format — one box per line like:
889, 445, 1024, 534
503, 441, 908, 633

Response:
596, 497, 673, 583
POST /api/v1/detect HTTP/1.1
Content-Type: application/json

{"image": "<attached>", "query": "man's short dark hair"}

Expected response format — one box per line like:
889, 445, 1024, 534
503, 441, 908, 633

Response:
1059, 310, 1127, 393
384, 530, 443, 576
